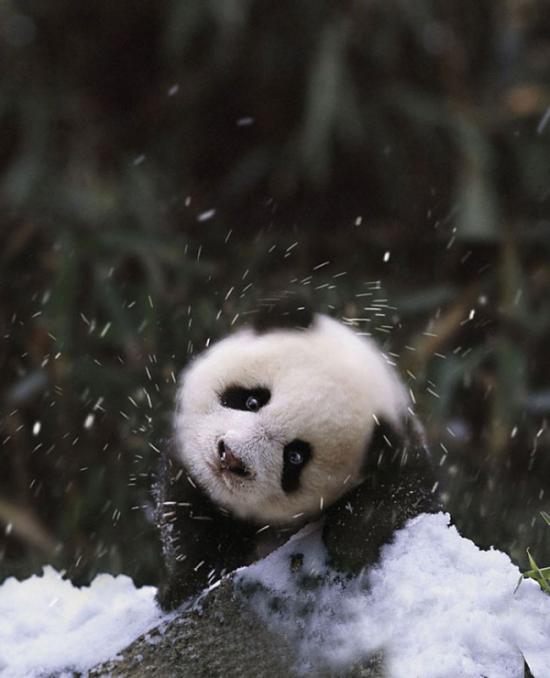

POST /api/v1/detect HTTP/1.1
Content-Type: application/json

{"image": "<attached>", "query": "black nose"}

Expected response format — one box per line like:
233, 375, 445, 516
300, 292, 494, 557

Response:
217, 440, 249, 477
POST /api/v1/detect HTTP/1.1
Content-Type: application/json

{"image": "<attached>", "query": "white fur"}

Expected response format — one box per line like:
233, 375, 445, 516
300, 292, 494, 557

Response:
174, 315, 409, 526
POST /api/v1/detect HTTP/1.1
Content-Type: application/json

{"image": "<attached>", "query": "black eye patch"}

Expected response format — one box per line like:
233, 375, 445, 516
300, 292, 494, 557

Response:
220, 386, 271, 412
282, 439, 312, 493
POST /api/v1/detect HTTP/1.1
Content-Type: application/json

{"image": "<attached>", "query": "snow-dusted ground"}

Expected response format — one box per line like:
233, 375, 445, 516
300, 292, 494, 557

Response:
240, 513, 550, 678
0, 513, 549, 677
0, 568, 161, 677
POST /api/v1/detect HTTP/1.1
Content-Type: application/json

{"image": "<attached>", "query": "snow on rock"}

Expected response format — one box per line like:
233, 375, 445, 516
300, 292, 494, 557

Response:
238, 513, 550, 678
0, 566, 162, 678
1, 515, 549, 678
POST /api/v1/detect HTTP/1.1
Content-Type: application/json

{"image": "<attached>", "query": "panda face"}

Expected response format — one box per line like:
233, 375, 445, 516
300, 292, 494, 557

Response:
174, 315, 408, 526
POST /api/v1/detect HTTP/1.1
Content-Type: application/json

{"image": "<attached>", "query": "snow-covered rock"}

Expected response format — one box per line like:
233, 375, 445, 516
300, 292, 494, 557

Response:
239, 513, 550, 678
1, 514, 549, 677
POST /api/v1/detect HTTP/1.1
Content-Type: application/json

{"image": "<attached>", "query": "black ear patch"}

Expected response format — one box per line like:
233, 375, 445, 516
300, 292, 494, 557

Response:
361, 417, 405, 476
252, 294, 314, 333
282, 439, 312, 493
361, 415, 431, 478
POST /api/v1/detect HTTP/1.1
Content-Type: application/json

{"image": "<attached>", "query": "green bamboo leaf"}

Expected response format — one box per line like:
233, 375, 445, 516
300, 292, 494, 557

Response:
300, 20, 349, 184
454, 117, 501, 242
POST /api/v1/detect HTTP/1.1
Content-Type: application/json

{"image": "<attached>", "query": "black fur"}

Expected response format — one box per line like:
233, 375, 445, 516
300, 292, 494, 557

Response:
281, 439, 312, 493
323, 415, 441, 574
155, 443, 290, 611
252, 294, 314, 333
220, 386, 271, 411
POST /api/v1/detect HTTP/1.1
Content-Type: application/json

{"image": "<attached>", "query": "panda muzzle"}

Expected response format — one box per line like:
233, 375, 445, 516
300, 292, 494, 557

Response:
218, 441, 250, 477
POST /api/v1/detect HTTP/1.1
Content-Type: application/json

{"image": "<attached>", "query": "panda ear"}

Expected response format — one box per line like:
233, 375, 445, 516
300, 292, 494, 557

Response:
251, 292, 314, 333
359, 415, 433, 478
322, 415, 440, 575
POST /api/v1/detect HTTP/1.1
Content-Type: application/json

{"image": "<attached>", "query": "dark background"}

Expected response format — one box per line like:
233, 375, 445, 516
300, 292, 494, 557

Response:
1, 0, 549, 587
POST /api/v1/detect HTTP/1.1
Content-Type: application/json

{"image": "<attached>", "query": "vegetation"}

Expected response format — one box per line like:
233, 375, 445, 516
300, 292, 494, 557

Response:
1, 0, 549, 586
522, 512, 550, 594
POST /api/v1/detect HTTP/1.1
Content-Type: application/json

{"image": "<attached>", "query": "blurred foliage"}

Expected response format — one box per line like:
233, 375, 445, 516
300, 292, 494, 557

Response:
1, 0, 550, 585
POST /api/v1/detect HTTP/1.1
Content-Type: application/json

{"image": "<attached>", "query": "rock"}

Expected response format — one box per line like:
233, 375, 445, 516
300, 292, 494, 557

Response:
90, 576, 386, 677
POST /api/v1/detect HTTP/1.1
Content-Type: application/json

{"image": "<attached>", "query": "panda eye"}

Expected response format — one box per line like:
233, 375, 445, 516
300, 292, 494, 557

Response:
246, 396, 260, 412
288, 450, 304, 465
283, 440, 311, 468
282, 439, 312, 493
220, 386, 270, 411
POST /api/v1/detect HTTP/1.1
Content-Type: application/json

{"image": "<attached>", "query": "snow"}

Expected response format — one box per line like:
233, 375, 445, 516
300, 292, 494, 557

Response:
1, 514, 549, 677
0, 567, 162, 677
239, 513, 550, 678
197, 208, 216, 222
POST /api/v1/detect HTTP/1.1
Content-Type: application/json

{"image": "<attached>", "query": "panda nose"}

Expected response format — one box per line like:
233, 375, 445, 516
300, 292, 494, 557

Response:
217, 440, 249, 477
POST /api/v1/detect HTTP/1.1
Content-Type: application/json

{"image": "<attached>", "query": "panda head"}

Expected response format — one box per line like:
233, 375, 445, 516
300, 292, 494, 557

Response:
174, 307, 410, 526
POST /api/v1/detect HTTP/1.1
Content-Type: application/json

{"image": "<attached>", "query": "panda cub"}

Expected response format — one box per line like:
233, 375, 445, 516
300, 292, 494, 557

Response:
156, 301, 439, 610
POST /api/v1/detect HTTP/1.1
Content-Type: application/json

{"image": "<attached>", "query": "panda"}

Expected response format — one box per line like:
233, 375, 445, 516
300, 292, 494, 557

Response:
155, 299, 440, 611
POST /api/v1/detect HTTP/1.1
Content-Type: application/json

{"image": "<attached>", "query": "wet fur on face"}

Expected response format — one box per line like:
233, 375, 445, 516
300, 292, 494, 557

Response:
174, 315, 409, 526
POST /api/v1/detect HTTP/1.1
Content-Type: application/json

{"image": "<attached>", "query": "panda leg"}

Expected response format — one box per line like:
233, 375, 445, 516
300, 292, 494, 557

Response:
323, 417, 441, 574
155, 451, 258, 611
